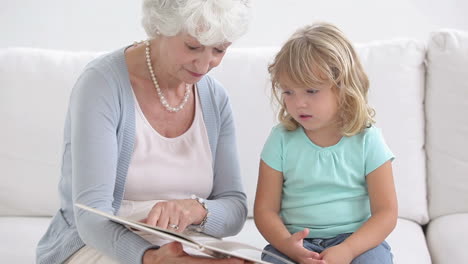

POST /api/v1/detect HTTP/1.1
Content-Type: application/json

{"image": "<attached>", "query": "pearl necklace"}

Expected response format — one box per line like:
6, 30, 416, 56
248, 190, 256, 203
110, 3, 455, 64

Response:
144, 40, 191, 113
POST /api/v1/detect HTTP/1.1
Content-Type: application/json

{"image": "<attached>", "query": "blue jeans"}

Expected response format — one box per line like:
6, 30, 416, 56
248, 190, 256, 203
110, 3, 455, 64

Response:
262, 233, 393, 264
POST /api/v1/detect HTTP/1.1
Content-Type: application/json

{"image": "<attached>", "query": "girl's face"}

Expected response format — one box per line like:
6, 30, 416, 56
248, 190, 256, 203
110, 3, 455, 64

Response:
281, 78, 340, 135
156, 32, 231, 84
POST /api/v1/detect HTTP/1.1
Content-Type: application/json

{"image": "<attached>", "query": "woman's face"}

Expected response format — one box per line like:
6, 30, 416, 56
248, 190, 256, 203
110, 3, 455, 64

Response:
156, 32, 231, 84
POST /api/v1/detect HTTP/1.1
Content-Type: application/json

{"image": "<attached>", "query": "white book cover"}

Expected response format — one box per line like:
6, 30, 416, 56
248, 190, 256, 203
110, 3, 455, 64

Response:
75, 203, 293, 264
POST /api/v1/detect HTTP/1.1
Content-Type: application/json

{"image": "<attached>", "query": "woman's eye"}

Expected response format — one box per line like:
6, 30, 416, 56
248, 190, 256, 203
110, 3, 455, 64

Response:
307, 89, 319, 94
186, 44, 200, 50
214, 48, 225, 54
282, 91, 292, 95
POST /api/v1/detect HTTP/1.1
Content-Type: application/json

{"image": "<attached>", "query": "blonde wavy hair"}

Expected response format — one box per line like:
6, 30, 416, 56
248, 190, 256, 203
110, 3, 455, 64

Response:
268, 22, 375, 136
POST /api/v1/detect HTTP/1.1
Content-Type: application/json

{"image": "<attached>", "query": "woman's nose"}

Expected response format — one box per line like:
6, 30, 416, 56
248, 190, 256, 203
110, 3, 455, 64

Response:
194, 51, 220, 73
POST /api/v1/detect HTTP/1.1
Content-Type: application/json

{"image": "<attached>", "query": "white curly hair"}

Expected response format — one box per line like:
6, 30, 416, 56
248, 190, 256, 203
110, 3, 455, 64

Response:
141, 0, 251, 46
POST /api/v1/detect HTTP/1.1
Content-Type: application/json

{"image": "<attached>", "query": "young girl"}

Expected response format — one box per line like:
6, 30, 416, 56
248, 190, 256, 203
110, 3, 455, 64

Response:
254, 22, 397, 264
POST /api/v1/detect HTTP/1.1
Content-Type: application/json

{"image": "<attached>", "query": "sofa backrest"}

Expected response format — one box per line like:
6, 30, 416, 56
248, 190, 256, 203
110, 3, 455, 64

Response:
357, 40, 428, 224
0, 48, 99, 216
0, 37, 431, 225
426, 30, 468, 219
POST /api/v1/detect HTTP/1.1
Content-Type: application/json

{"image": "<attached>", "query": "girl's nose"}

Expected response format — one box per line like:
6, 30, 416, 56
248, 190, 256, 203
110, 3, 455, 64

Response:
294, 96, 307, 107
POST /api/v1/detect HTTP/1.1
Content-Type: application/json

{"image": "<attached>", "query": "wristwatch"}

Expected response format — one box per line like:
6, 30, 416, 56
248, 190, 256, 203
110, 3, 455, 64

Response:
191, 194, 209, 231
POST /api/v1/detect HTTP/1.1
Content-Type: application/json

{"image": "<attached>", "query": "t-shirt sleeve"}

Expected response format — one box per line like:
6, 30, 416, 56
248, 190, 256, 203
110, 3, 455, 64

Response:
364, 126, 395, 176
260, 126, 284, 172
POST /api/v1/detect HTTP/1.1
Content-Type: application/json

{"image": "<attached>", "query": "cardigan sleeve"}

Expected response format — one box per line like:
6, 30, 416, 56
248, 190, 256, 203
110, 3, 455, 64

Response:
70, 67, 157, 264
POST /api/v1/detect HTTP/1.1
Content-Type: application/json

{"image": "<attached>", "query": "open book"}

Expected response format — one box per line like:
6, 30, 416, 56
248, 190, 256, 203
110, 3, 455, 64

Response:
75, 203, 293, 264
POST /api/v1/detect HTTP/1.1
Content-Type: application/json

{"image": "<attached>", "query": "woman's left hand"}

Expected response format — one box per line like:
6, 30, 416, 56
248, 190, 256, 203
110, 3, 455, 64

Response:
142, 199, 207, 232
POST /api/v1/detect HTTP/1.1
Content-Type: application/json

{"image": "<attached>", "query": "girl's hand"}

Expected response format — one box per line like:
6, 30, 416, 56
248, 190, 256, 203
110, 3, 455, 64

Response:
143, 242, 251, 264
280, 228, 325, 264
319, 244, 353, 264
143, 199, 206, 233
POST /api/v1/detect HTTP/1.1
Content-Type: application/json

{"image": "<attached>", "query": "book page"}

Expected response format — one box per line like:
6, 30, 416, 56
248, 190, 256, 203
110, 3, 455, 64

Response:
75, 203, 293, 264
201, 240, 295, 264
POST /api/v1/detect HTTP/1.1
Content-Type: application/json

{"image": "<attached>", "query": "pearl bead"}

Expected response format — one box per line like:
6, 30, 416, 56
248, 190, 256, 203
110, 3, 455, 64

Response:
144, 39, 191, 113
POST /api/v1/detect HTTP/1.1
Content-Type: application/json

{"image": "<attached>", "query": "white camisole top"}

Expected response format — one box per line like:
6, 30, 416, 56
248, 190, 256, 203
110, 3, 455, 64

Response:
123, 86, 213, 201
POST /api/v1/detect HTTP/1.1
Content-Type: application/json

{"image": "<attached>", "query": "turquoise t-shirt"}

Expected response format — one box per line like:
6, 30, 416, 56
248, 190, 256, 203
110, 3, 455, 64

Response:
261, 125, 394, 238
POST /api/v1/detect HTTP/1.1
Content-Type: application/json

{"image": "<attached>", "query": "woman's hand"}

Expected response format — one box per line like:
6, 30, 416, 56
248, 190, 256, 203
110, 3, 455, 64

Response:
319, 243, 353, 264
143, 242, 252, 264
279, 229, 325, 264
143, 199, 206, 232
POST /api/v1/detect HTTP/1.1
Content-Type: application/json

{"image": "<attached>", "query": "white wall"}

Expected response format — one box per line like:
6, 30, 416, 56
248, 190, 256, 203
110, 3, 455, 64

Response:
1, 0, 467, 51
245, 0, 468, 46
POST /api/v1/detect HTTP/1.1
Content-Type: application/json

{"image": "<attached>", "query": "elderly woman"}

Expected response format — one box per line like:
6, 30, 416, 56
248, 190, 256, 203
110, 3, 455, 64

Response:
36, 0, 251, 263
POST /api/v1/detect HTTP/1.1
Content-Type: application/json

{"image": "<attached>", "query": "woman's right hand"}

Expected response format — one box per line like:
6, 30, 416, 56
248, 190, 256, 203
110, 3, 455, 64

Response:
143, 242, 251, 264
143, 199, 206, 233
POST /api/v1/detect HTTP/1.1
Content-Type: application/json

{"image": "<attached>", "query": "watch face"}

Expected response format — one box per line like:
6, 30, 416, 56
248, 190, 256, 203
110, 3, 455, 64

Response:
191, 195, 209, 228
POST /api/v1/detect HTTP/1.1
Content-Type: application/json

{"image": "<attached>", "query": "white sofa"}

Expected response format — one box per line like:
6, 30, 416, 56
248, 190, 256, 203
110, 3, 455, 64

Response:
1, 29, 467, 264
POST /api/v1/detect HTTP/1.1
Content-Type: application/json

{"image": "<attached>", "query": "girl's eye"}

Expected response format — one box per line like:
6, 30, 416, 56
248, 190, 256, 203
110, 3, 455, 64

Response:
282, 91, 293, 95
214, 48, 225, 54
307, 89, 319, 94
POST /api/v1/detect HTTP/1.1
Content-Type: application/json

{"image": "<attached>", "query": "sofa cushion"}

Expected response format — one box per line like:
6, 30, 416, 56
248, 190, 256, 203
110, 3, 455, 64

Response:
0, 216, 431, 264
385, 218, 432, 264
426, 214, 468, 264
0, 48, 99, 216
0, 216, 52, 263
211, 41, 429, 224
426, 29, 468, 219
210, 47, 278, 219
357, 40, 428, 224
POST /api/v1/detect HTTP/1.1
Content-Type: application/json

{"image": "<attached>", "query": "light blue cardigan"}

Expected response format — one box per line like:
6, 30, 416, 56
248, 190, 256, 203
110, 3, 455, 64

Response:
36, 47, 247, 264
